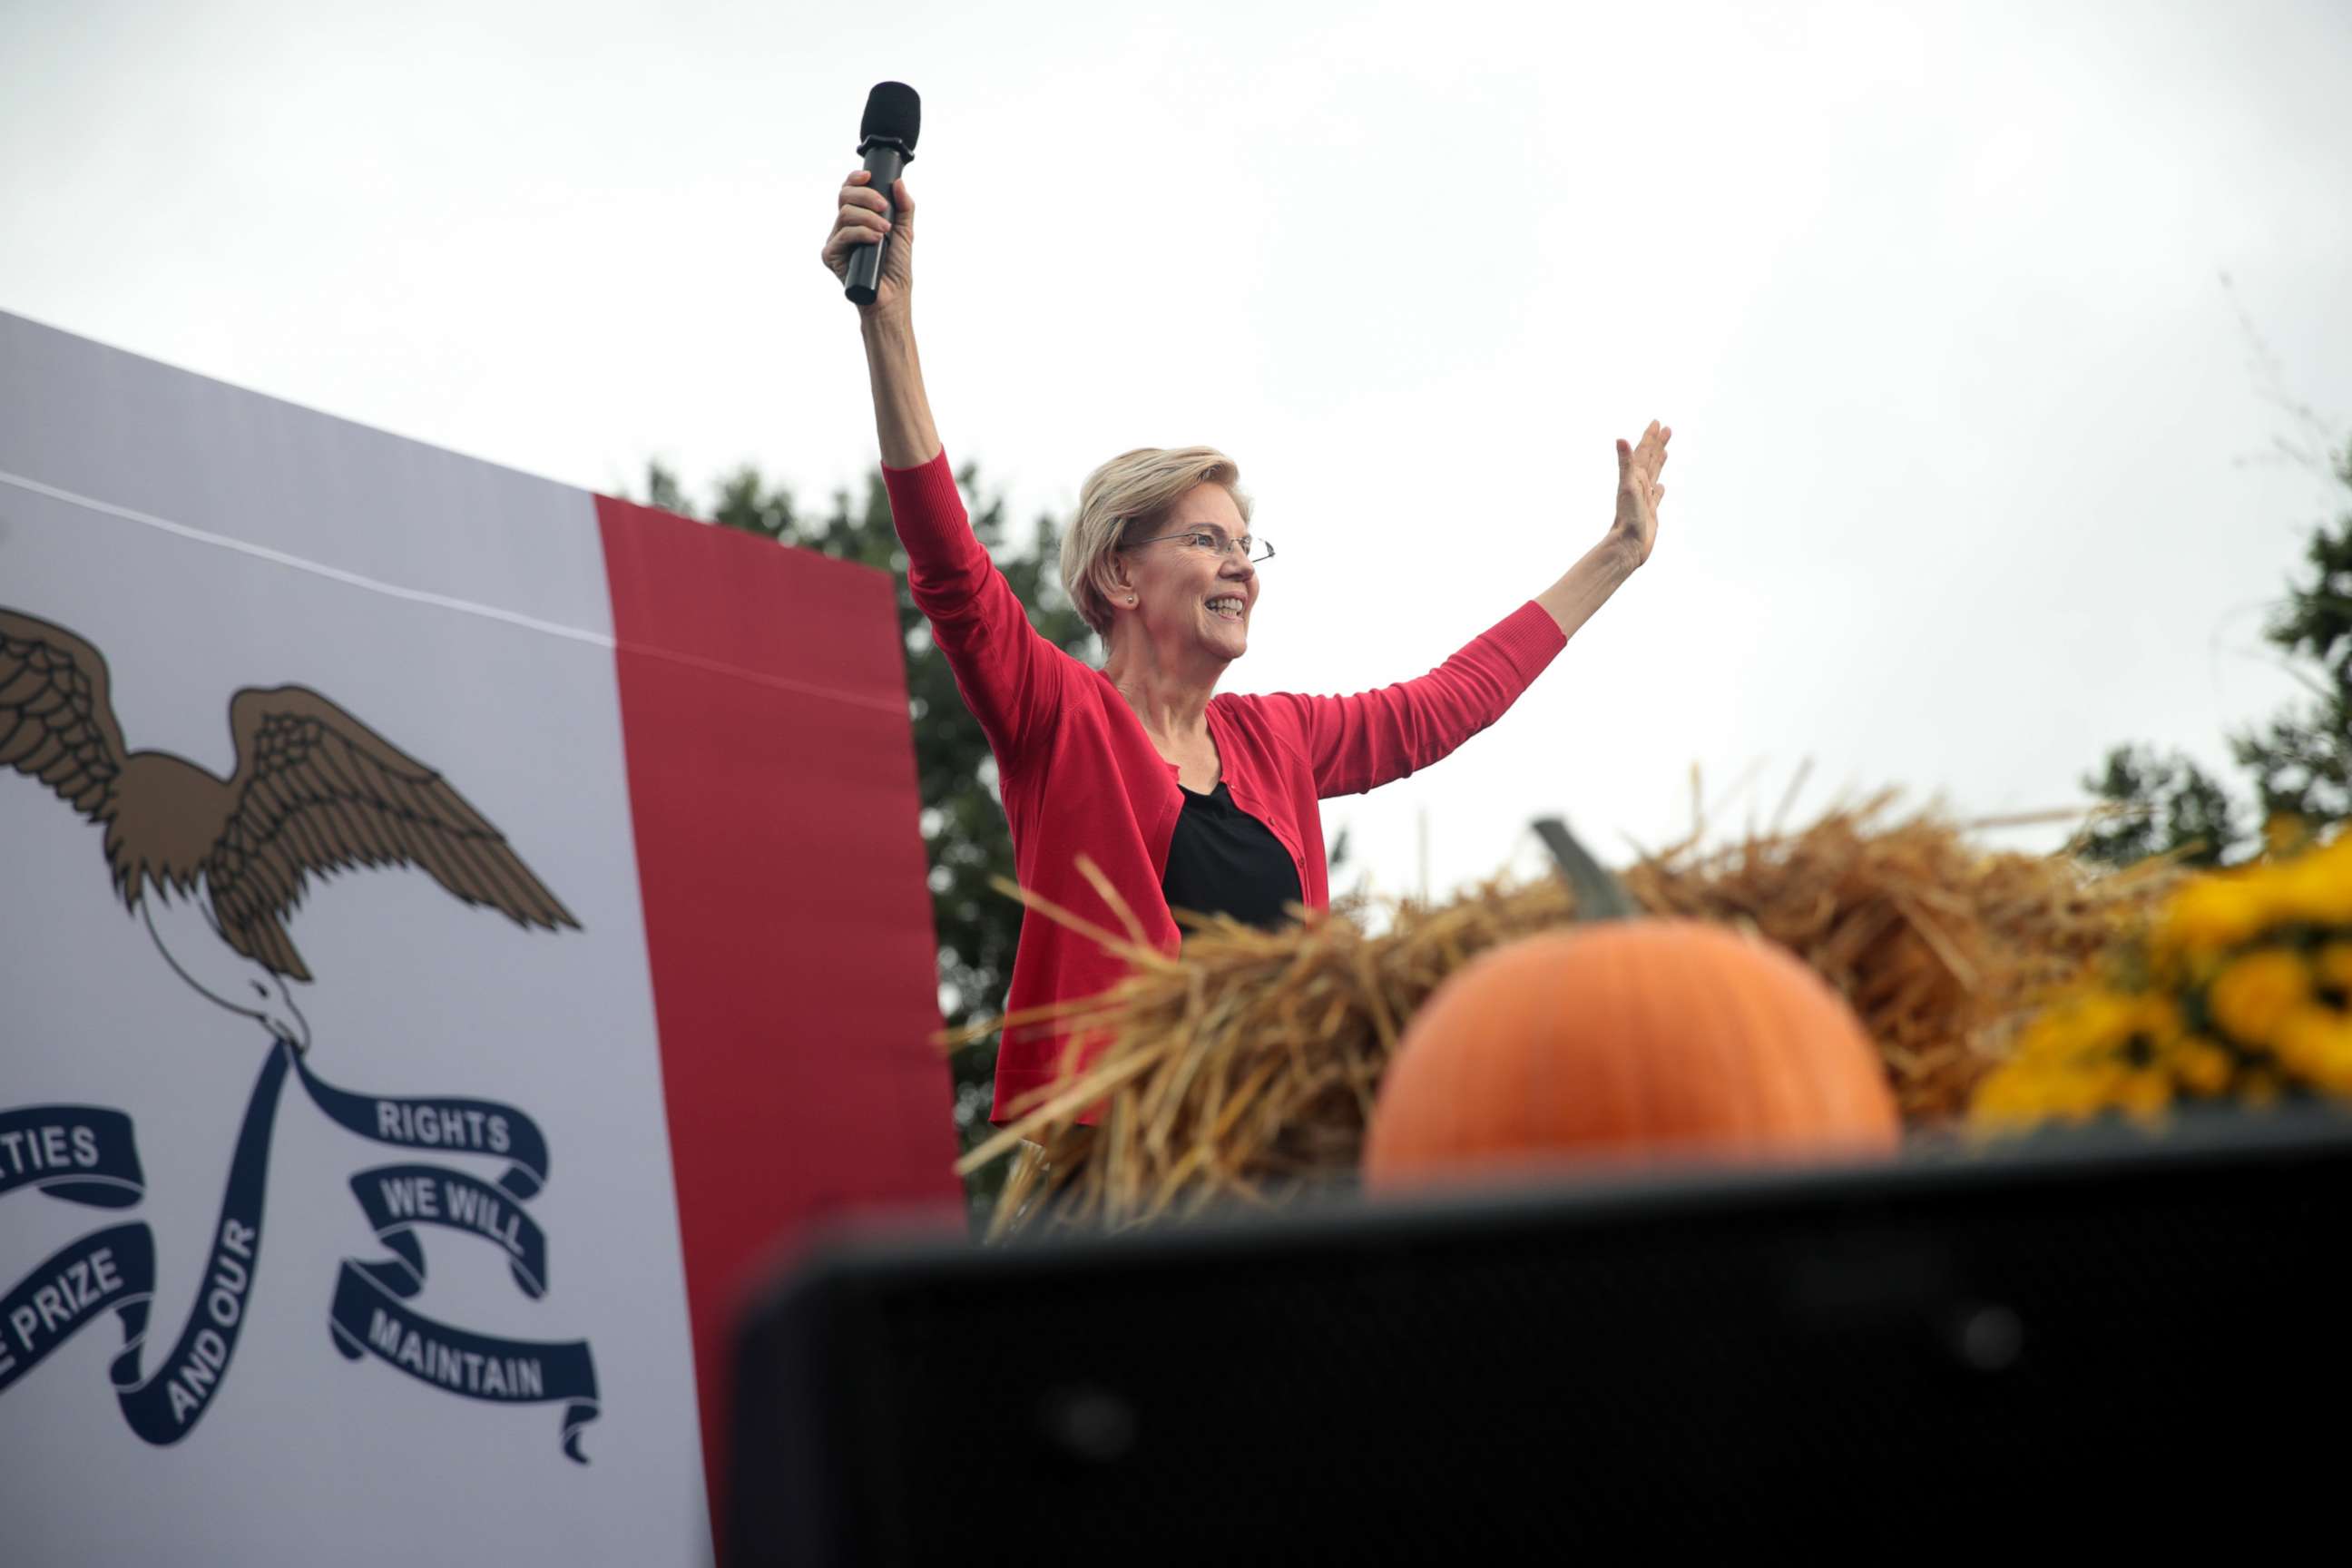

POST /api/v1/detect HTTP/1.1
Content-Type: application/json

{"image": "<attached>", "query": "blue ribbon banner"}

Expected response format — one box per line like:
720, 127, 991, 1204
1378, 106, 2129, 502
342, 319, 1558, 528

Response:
0, 1222, 152, 1396
0, 1105, 145, 1208
293, 1054, 550, 1200
110, 1044, 292, 1446
349, 1163, 550, 1299
329, 1260, 600, 1463
2, 1042, 598, 1462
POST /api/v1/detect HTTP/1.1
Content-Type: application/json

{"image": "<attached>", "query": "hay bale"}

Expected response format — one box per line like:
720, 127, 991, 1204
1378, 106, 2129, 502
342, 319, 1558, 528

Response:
955, 787, 2181, 1237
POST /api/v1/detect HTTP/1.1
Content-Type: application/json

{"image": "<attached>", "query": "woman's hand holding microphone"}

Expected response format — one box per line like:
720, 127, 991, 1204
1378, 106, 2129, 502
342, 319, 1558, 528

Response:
822, 169, 915, 322
824, 168, 936, 467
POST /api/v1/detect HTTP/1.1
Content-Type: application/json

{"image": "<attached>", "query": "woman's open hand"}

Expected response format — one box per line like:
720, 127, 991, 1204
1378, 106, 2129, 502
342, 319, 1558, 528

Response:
1609, 421, 1671, 566
821, 168, 914, 317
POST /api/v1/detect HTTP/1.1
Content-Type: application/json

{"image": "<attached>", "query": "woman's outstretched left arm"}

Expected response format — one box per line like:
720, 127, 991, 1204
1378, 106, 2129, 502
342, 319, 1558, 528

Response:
1535, 420, 1669, 637
1250, 421, 1673, 799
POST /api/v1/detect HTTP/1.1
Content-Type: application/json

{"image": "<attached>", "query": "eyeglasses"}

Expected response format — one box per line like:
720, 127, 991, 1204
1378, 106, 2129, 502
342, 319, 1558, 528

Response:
1123, 526, 1275, 564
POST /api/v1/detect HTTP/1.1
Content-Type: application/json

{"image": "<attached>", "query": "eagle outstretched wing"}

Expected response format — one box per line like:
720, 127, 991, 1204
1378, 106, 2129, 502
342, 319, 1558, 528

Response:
0, 608, 128, 826
207, 687, 581, 980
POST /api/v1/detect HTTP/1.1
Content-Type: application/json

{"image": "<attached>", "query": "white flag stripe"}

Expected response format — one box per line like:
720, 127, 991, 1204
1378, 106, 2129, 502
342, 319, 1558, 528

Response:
0, 464, 619, 649
0, 464, 907, 717
3, 319, 709, 1565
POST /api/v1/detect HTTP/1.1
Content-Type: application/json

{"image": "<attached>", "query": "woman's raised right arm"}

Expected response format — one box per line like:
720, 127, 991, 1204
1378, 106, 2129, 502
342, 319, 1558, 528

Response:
859, 309, 941, 470
820, 168, 1062, 761
821, 168, 938, 466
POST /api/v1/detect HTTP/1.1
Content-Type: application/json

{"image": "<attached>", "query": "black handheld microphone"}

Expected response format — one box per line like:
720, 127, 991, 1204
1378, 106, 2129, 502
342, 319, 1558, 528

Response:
845, 82, 921, 306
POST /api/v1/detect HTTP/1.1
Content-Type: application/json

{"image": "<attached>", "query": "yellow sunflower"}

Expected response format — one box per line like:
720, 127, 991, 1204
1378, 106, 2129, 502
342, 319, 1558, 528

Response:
2206, 948, 2315, 1047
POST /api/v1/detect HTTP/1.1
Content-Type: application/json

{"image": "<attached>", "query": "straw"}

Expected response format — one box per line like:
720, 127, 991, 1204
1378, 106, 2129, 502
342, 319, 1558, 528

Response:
949, 786, 2184, 1237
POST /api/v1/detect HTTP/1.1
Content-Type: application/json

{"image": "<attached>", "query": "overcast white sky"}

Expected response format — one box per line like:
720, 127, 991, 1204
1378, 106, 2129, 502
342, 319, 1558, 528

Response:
5, 0, 2348, 902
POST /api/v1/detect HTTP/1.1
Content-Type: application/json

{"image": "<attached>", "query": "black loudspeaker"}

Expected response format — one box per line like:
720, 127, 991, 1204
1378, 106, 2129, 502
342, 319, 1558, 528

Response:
726, 1111, 2352, 1563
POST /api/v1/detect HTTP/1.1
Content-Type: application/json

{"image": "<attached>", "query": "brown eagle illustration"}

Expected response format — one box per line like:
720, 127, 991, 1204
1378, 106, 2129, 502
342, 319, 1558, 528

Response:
2, 606, 579, 1049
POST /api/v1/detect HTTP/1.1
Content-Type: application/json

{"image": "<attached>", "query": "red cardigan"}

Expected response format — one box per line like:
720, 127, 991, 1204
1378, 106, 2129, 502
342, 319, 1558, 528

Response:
882, 451, 1568, 1124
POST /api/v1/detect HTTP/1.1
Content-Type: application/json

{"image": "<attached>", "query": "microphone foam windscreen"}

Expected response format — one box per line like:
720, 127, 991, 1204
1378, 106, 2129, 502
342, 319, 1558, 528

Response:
861, 82, 921, 151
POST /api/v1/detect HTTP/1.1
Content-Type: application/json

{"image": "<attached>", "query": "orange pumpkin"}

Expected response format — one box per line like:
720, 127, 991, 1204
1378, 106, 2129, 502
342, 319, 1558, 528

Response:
1363, 918, 1900, 1191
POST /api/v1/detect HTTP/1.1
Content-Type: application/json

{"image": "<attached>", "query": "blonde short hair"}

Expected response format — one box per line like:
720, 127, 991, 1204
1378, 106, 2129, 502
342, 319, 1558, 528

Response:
1060, 446, 1253, 638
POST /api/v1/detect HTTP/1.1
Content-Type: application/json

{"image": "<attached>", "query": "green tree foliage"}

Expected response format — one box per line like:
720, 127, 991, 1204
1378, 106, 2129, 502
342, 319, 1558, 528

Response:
2074, 746, 2245, 867
2082, 436, 2352, 867
632, 458, 1094, 1220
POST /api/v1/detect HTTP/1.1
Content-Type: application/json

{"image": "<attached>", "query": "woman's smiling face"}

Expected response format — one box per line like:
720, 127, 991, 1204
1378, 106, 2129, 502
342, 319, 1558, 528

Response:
1117, 482, 1259, 664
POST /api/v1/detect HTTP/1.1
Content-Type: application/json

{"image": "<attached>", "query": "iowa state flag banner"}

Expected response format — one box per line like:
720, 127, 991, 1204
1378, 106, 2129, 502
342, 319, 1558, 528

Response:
0, 311, 961, 1565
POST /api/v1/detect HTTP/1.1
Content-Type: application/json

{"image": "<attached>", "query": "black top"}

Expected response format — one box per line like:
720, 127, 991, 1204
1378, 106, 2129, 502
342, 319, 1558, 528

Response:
1161, 781, 1303, 935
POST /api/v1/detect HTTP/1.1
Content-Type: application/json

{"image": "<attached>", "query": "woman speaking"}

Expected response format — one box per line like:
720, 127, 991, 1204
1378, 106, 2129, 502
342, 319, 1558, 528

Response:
822, 168, 1671, 1128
